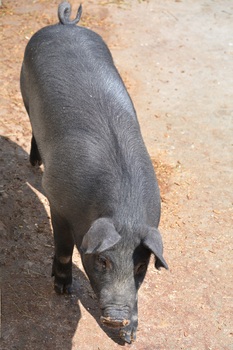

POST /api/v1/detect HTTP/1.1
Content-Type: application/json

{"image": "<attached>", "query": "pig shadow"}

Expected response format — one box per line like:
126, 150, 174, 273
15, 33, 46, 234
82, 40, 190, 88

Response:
0, 136, 125, 348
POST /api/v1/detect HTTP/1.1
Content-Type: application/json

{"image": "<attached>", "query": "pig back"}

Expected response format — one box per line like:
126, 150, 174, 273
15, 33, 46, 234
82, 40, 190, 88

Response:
21, 24, 137, 154
21, 23, 160, 234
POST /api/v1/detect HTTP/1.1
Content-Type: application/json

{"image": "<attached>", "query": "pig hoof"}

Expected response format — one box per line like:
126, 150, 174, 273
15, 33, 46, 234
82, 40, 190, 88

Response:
54, 281, 72, 294
54, 282, 64, 294
29, 151, 42, 166
52, 255, 72, 294
30, 156, 42, 166
64, 284, 72, 294
31, 159, 42, 166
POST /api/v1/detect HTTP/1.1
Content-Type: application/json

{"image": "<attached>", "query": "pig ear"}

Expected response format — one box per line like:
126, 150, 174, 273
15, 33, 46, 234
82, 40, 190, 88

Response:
80, 218, 121, 254
142, 228, 168, 270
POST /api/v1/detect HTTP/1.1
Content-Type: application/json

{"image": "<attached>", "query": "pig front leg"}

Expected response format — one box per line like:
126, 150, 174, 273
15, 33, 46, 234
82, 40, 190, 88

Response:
119, 299, 138, 344
51, 209, 74, 294
30, 134, 42, 166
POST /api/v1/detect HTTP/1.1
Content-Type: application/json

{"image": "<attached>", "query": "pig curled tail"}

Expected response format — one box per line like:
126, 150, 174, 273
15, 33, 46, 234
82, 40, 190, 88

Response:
58, 2, 82, 25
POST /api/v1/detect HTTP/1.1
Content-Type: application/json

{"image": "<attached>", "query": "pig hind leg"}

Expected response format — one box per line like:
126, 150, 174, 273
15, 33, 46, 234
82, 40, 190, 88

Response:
51, 209, 74, 294
30, 134, 42, 166
20, 91, 42, 167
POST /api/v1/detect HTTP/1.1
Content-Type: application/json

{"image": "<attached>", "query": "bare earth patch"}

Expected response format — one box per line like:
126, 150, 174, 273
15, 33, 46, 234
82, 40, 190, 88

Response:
0, 1, 232, 349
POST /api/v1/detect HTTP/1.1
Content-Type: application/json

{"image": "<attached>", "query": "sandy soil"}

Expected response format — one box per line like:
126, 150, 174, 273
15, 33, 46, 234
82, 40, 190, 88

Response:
0, 0, 232, 349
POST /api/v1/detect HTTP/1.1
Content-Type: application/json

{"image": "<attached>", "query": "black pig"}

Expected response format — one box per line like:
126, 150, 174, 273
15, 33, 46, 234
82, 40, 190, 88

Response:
20, 2, 168, 343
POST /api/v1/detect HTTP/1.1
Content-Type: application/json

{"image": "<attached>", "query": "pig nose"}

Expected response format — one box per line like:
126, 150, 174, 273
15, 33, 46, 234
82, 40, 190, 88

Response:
100, 316, 130, 328
100, 306, 131, 329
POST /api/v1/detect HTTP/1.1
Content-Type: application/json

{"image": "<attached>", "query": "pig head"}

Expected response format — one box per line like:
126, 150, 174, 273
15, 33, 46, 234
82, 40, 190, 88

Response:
80, 218, 168, 343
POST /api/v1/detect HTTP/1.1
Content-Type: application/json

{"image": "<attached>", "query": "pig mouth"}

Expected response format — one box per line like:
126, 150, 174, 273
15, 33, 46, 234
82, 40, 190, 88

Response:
100, 316, 130, 329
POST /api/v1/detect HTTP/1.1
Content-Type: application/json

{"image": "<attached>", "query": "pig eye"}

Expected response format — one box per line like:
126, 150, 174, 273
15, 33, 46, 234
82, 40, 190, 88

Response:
96, 255, 108, 271
135, 262, 147, 275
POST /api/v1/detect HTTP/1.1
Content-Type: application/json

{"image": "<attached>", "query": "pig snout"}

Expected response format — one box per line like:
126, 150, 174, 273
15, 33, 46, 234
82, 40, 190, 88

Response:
100, 306, 131, 329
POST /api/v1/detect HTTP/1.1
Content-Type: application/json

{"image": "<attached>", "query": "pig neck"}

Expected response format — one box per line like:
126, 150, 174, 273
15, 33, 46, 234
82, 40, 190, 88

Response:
101, 120, 158, 232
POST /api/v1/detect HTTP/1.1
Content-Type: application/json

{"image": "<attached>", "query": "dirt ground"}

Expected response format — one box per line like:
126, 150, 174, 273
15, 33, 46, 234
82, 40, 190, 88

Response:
0, 0, 232, 349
